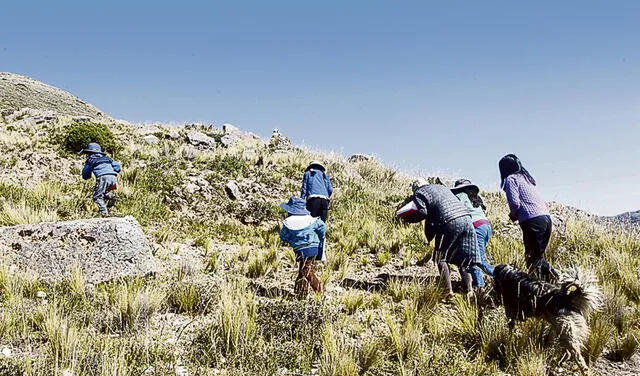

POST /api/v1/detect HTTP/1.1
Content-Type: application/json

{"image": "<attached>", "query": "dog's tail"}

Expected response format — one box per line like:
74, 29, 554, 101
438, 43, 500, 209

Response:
560, 267, 604, 315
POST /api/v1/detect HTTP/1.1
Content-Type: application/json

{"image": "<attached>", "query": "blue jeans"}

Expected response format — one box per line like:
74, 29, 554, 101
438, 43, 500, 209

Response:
93, 174, 117, 214
469, 224, 494, 287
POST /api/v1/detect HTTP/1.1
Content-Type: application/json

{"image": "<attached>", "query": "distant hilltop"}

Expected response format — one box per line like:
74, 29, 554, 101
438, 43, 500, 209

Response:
0, 72, 109, 120
615, 210, 640, 224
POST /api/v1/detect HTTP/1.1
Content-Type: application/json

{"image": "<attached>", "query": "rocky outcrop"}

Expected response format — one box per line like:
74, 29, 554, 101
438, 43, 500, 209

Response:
187, 131, 216, 148
0, 216, 158, 283
348, 153, 374, 163
268, 129, 293, 151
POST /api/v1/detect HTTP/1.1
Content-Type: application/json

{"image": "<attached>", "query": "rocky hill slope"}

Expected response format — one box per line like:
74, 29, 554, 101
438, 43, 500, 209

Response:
616, 210, 640, 224
0, 72, 108, 120
0, 77, 639, 376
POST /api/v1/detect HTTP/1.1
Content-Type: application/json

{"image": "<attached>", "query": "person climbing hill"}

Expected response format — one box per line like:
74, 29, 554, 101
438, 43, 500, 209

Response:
81, 142, 121, 216
279, 196, 327, 299
499, 154, 558, 282
300, 160, 333, 222
397, 178, 481, 301
451, 178, 494, 294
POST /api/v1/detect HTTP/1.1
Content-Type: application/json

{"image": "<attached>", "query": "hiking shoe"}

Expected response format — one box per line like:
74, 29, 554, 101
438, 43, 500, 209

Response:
105, 192, 118, 208
441, 290, 455, 303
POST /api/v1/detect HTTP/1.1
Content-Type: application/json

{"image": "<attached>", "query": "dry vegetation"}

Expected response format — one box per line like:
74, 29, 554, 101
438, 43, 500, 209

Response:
0, 110, 639, 375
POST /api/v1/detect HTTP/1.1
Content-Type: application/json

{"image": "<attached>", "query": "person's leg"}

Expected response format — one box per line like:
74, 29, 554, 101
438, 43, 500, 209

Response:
458, 266, 473, 293
520, 218, 542, 272
301, 258, 323, 293
104, 175, 118, 208
521, 216, 556, 281
469, 265, 485, 288
437, 261, 453, 298
93, 176, 109, 215
295, 257, 310, 299
476, 224, 495, 277
320, 198, 329, 222
535, 216, 558, 281
306, 198, 322, 218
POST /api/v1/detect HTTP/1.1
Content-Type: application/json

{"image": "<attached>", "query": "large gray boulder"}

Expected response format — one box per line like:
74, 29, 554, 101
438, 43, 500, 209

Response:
187, 131, 216, 148
0, 216, 158, 283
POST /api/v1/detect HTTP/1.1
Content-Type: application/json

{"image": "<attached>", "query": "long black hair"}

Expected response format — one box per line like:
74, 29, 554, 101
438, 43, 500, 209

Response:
460, 187, 486, 211
499, 154, 536, 190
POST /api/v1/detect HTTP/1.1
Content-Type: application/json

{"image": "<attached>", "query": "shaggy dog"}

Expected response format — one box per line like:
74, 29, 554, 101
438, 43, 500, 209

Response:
493, 264, 603, 372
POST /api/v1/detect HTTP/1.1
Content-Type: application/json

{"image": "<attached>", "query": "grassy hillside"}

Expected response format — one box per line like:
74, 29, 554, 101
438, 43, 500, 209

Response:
0, 109, 639, 375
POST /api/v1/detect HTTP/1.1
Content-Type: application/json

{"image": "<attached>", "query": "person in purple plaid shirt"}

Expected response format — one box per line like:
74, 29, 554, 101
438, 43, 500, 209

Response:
499, 154, 559, 282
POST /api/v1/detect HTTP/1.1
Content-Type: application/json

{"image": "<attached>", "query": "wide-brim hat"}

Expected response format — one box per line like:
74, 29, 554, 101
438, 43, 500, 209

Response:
306, 160, 326, 172
81, 142, 103, 154
450, 178, 479, 194
280, 196, 311, 215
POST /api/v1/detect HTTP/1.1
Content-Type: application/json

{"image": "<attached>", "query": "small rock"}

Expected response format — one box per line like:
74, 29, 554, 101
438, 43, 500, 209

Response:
36, 290, 47, 299
225, 180, 241, 200
166, 130, 181, 140
1, 347, 11, 357
62, 369, 73, 376
348, 153, 373, 163
188, 176, 209, 188
175, 366, 189, 376
187, 131, 216, 148
184, 183, 200, 194
136, 125, 162, 135
1, 109, 15, 116
143, 135, 160, 144
220, 134, 235, 148
72, 116, 92, 122
85, 283, 96, 298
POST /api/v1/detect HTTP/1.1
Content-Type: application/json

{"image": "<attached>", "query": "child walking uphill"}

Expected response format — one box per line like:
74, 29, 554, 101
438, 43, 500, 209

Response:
279, 196, 327, 299
499, 154, 558, 282
81, 143, 121, 216
300, 160, 333, 222
451, 179, 494, 292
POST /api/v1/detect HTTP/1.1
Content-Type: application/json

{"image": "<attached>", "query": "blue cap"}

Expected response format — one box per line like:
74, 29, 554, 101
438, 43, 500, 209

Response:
81, 142, 102, 154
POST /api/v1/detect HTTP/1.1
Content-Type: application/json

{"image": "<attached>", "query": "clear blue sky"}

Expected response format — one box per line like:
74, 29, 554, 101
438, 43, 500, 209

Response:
2, 1, 639, 215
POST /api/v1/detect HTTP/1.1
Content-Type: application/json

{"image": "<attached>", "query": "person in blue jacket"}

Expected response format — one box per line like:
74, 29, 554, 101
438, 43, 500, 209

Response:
279, 196, 327, 298
81, 143, 121, 216
300, 160, 333, 222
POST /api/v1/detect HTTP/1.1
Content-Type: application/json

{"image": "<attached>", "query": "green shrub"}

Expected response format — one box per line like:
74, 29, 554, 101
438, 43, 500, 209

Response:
58, 121, 119, 154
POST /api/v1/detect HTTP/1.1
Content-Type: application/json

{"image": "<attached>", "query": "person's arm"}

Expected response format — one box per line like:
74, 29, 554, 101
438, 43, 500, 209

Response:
424, 222, 436, 243
111, 160, 122, 173
504, 177, 520, 221
279, 225, 290, 245
300, 172, 309, 199
326, 174, 333, 198
81, 162, 92, 180
315, 218, 327, 243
